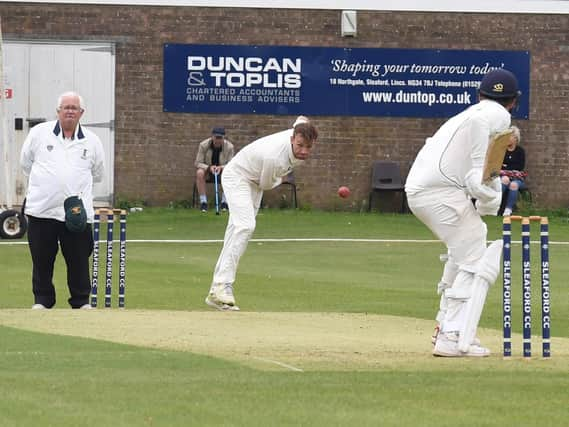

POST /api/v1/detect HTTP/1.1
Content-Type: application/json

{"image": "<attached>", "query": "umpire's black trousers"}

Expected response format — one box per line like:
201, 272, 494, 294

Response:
27, 215, 93, 308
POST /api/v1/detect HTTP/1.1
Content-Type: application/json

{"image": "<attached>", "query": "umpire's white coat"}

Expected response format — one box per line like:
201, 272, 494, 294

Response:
20, 120, 105, 223
405, 99, 511, 333
212, 128, 303, 286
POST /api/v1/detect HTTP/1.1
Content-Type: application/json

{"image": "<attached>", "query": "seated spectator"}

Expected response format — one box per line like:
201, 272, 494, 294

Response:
194, 127, 235, 212
500, 126, 527, 216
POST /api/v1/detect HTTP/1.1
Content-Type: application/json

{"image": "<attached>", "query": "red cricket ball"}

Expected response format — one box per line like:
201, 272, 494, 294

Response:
338, 186, 351, 198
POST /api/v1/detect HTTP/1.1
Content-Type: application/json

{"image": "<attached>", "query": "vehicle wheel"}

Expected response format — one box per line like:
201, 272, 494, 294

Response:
0, 209, 28, 239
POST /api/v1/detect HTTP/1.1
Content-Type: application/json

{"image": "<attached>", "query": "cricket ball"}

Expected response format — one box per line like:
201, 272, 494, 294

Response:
338, 186, 351, 198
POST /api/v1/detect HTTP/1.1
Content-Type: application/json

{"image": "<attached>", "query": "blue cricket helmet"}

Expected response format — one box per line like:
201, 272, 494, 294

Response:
479, 69, 521, 99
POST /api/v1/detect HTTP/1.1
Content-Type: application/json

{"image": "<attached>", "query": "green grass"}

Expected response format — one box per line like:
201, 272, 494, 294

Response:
4, 325, 567, 427
1, 208, 569, 426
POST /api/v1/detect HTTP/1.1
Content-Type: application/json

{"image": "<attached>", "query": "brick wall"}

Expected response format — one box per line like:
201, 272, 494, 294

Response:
2, 3, 568, 209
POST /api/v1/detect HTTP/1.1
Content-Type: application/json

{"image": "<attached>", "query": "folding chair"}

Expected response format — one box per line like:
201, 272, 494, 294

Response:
368, 160, 407, 213
260, 172, 298, 209
280, 172, 298, 209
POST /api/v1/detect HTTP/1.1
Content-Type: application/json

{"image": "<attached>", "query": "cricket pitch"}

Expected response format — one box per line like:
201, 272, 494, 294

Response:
1, 309, 567, 371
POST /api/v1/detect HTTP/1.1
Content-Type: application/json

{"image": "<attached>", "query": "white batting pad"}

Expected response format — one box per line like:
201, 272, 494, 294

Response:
458, 240, 503, 352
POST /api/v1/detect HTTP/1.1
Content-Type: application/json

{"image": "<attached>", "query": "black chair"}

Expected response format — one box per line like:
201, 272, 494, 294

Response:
260, 172, 298, 209
280, 172, 298, 209
520, 187, 533, 204
368, 160, 407, 213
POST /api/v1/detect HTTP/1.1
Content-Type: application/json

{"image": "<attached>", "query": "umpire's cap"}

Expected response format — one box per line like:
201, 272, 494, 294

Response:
64, 196, 87, 232
479, 69, 521, 99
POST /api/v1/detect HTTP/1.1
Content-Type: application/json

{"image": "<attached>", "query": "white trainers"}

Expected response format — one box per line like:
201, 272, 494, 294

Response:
31, 303, 47, 310
80, 304, 94, 310
217, 283, 236, 305
433, 331, 490, 357
431, 324, 480, 346
503, 207, 512, 216
205, 283, 240, 311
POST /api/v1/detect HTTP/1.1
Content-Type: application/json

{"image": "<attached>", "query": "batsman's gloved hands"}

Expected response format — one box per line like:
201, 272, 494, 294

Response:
466, 170, 501, 202
475, 195, 501, 216
488, 176, 501, 192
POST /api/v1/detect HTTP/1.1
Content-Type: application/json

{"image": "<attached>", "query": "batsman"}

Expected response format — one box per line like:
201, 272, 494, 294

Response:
405, 69, 521, 357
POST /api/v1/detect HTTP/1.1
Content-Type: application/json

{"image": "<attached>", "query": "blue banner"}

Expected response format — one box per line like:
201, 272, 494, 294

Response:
163, 44, 529, 119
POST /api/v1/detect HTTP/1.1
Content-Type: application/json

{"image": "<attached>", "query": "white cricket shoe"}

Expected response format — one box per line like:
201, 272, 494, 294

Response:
80, 304, 94, 310
431, 324, 480, 346
205, 296, 240, 311
433, 332, 490, 357
211, 283, 235, 305
205, 283, 240, 311
31, 303, 47, 310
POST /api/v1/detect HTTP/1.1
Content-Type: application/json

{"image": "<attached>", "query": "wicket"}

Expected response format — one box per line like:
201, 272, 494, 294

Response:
91, 208, 127, 308
502, 215, 550, 358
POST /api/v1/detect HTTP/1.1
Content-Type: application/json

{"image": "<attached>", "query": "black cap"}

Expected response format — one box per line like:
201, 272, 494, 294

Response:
479, 69, 521, 99
212, 127, 225, 136
64, 196, 87, 232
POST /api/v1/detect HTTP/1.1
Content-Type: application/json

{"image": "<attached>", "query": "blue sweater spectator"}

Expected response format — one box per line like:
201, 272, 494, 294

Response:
500, 126, 527, 216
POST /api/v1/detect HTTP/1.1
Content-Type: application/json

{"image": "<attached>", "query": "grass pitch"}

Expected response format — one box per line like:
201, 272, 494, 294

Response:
1, 209, 569, 426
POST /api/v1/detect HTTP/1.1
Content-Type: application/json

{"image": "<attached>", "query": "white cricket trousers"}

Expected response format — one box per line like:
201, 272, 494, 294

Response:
211, 169, 264, 286
407, 187, 488, 332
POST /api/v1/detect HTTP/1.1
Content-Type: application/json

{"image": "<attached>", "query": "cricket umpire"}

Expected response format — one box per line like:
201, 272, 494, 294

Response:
20, 91, 105, 309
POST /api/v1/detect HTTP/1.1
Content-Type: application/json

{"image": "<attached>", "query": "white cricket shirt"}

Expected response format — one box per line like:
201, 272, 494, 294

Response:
20, 120, 105, 222
224, 128, 303, 190
405, 99, 511, 196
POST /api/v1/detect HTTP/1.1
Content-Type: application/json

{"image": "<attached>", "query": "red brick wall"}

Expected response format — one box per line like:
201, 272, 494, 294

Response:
2, 3, 568, 209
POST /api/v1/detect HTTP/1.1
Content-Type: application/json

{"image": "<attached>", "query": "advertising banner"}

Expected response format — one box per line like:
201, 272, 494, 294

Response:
164, 44, 529, 118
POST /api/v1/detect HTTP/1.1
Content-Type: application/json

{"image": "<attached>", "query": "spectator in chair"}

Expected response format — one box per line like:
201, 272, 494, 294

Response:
500, 126, 527, 216
194, 127, 235, 212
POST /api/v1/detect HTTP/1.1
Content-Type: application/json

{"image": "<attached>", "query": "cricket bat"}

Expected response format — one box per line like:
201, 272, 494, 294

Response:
482, 128, 514, 183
